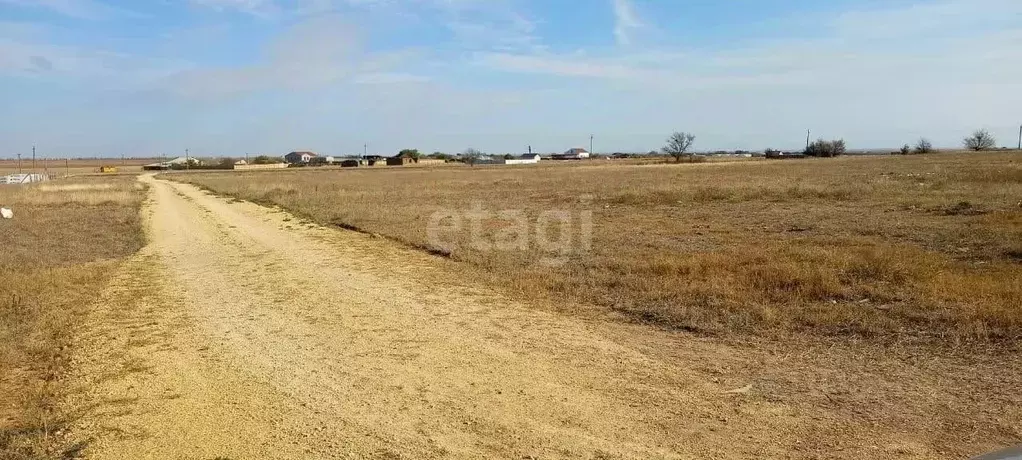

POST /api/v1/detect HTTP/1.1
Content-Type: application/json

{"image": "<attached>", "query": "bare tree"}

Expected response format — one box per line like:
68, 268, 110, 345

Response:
461, 148, 482, 166
963, 130, 996, 151
914, 138, 933, 154
662, 132, 696, 162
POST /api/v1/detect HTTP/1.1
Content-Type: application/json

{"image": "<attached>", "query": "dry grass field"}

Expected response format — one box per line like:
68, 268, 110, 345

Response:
175, 152, 1022, 346
0, 158, 158, 176
0, 159, 1008, 459
0, 176, 145, 459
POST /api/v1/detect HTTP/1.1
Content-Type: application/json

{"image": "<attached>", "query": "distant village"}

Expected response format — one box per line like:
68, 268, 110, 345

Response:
141, 147, 601, 171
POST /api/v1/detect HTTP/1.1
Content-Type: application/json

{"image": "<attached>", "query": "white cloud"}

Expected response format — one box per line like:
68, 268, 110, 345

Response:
162, 14, 427, 98
478, 52, 645, 80
304, 0, 543, 52
188, 0, 280, 17
352, 72, 430, 84
0, 39, 81, 73
481, 0, 1022, 89
0, 21, 197, 85
830, 0, 1022, 39
612, 0, 641, 45
0, 0, 127, 19
464, 0, 1022, 150
424, 0, 541, 52
0, 20, 50, 39
445, 17, 539, 52
0, 38, 123, 76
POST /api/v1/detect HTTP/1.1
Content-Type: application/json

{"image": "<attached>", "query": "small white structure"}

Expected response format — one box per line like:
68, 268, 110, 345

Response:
476, 154, 542, 166
504, 154, 542, 165
0, 173, 48, 185
1, 207, 12, 219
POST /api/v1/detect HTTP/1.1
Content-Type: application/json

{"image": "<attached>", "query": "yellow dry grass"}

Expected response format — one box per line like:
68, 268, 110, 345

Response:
0, 175, 145, 459
175, 152, 1022, 346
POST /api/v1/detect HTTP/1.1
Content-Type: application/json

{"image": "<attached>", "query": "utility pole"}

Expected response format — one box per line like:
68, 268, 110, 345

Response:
121, 153, 125, 166
32, 146, 36, 173
16, 153, 22, 174
528, 145, 532, 155
363, 143, 367, 159
806, 129, 811, 150
590, 134, 594, 155
65, 158, 69, 177
185, 148, 190, 170
1018, 124, 1021, 150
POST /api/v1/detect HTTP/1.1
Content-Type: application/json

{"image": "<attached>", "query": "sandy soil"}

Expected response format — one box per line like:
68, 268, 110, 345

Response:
63, 175, 1020, 459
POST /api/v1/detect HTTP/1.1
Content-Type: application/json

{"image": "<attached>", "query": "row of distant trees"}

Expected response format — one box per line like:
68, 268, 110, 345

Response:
659, 129, 1006, 163
398, 148, 484, 165
897, 130, 997, 155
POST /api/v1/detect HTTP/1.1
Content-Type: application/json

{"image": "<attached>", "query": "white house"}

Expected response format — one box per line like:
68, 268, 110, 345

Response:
504, 154, 542, 165
476, 154, 542, 166
284, 151, 318, 164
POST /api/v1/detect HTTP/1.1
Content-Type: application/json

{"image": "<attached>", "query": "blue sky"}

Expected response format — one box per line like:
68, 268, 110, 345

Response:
1, 0, 1020, 157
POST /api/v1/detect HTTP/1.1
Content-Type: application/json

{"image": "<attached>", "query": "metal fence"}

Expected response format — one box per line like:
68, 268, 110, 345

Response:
0, 174, 49, 185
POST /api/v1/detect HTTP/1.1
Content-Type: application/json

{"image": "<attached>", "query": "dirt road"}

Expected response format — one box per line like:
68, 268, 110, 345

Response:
65, 175, 1019, 459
